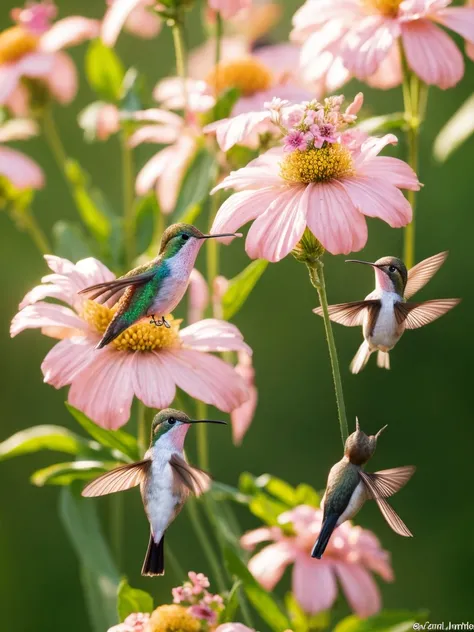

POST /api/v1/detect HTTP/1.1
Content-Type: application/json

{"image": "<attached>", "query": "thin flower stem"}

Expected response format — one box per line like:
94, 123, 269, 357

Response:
215, 12, 223, 68
206, 191, 221, 296
21, 207, 51, 254
171, 15, 188, 110
121, 133, 135, 267
308, 259, 349, 445
195, 399, 209, 471
43, 108, 68, 170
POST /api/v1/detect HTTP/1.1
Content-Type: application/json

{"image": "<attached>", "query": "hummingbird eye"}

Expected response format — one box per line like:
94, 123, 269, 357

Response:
168, 417, 177, 425
389, 265, 397, 273
181, 234, 190, 241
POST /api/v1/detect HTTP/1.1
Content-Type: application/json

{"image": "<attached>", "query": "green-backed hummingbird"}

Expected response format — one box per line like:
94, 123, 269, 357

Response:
82, 408, 225, 576
313, 251, 460, 373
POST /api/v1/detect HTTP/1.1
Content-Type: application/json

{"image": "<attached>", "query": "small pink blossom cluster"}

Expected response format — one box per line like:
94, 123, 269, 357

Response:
108, 612, 150, 632
172, 572, 224, 626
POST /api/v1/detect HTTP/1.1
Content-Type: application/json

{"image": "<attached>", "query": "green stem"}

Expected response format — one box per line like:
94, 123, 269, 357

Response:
171, 16, 188, 110
43, 108, 68, 171
167, 544, 186, 581
308, 259, 349, 445
206, 191, 221, 302
195, 399, 209, 471
137, 401, 148, 455
21, 207, 51, 254
121, 133, 135, 267
215, 12, 223, 68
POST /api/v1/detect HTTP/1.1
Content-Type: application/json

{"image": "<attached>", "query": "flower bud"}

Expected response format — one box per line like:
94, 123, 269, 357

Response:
292, 228, 325, 264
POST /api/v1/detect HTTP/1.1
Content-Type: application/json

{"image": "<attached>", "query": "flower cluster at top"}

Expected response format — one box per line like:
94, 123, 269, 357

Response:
172, 571, 224, 627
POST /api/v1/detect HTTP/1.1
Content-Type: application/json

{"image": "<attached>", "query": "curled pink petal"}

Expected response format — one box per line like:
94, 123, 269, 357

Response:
204, 111, 272, 152
10, 302, 84, 337
40, 17, 100, 52
0, 146, 44, 189
102, 0, 148, 46
180, 319, 252, 355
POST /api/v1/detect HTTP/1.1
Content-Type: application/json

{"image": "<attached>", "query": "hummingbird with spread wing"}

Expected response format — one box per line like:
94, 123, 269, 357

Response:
82, 408, 225, 576
79, 223, 240, 349
312, 419, 415, 559
313, 251, 460, 374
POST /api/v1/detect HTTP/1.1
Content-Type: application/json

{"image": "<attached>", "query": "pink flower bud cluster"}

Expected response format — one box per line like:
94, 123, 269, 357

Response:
172, 572, 224, 626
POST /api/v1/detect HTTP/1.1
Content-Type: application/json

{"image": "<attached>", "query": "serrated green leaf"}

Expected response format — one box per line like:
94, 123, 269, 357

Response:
220, 580, 241, 624
66, 404, 140, 462
434, 93, 474, 162
86, 40, 125, 102
222, 260, 268, 320
295, 483, 320, 508
334, 610, 428, 632
31, 460, 113, 487
53, 221, 95, 261
224, 547, 290, 632
117, 579, 154, 621
173, 147, 217, 221
134, 194, 157, 256
0, 425, 92, 461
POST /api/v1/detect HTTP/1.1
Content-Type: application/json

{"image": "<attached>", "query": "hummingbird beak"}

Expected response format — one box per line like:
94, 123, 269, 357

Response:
200, 233, 243, 239
345, 259, 379, 268
186, 419, 228, 425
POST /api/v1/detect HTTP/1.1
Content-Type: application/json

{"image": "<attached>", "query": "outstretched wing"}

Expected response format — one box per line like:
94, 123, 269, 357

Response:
405, 251, 448, 299
395, 299, 460, 330
359, 470, 413, 537
360, 466, 416, 498
313, 300, 380, 327
82, 460, 151, 497
170, 454, 212, 497
78, 268, 156, 305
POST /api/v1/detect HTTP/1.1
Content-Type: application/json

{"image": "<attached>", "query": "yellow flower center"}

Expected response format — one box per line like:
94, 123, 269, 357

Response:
206, 57, 273, 96
0, 26, 38, 64
280, 144, 354, 184
362, 0, 402, 17
81, 300, 180, 352
145, 605, 201, 632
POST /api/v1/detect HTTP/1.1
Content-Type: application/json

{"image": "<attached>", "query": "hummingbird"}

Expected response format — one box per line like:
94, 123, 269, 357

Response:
82, 408, 226, 576
312, 419, 415, 559
79, 223, 241, 349
313, 251, 460, 373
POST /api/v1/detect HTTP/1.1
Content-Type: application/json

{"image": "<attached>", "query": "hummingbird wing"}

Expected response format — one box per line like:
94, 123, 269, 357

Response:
359, 470, 413, 537
394, 299, 460, 329
405, 251, 448, 299
313, 300, 380, 327
170, 454, 212, 497
81, 460, 151, 497
361, 466, 416, 498
78, 268, 156, 305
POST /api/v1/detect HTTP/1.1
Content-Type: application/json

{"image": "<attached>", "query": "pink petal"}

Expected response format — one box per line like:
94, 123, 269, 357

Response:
162, 348, 248, 412
215, 625, 254, 632
10, 302, 84, 337
231, 383, 257, 445
41, 337, 97, 387
208, 0, 251, 20
401, 19, 464, 89
102, 0, 147, 46
0, 53, 54, 104
19, 283, 66, 309
0, 146, 44, 190
0, 119, 39, 142
153, 77, 215, 113
40, 17, 100, 52
135, 146, 174, 196
128, 125, 179, 148
240, 527, 280, 550
157, 136, 196, 213
334, 561, 381, 617
131, 108, 183, 127
130, 352, 176, 409
44, 52, 78, 104
6, 84, 31, 116
248, 541, 296, 591
211, 188, 279, 236
204, 111, 272, 152
187, 269, 209, 324
359, 156, 420, 191
305, 180, 368, 255
367, 39, 402, 89
355, 133, 398, 165
124, 3, 161, 39
44, 254, 75, 275
0, 66, 22, 105
292, 555, 338, 614
75, 257, 116, 286
245, 186, 307, 262
433, 7, 474, 46
179, 319, 252, 354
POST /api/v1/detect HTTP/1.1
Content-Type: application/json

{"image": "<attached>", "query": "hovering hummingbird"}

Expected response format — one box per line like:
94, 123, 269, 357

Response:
314, 251, 460, 373
82, 408, 225, 576
312, 419, 415, 559
79, 223, 240, 349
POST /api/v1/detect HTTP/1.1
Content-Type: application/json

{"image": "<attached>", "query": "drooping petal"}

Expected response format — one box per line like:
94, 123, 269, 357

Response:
0, 65, 22, 105
0, 146, 44, 190
179, 319, 252, 354
231, 381, 257, 445
0, 119, 39, 142
135, 146, 175, 196
102, 0, 147, 46
40, 17, 100, 52
10, 302, 85, 337
75, 257, 116, 287
44, 52, 78, 104
211, 188, 279, 237
247, 541, 296, 591
130, 352, 176, 409
124, 3, 162, 39
334, 561, 381, 617
367, 40, 402, 89
433, 7, 474, 46
187, 269, 209, 324
0, 53, 54, 104
41, 337, 97, 387
358, 156, 420, 191
128, 125, 179, 148
157, 136, 196, 213
204, 111, 272, 152
355, 133, 398, 165
292, 555, 338, 614
208, 0, 251, 20
153, 77, 215, 113
240, 527, 281, 550
19, 283, 65, 309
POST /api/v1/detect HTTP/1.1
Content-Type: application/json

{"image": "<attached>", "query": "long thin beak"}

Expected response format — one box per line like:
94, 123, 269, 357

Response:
185, 419, 227, 425
200, 233, 243, 239
345, 259, 378, 267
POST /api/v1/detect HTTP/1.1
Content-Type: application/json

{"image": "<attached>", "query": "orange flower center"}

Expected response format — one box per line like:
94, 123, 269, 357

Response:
81, 300, 180, 352
0, 26, 38, 64
362, 0, 402, 17
206, 57, 273, 96
280, 144, 354, 184
146, 605, 201, 632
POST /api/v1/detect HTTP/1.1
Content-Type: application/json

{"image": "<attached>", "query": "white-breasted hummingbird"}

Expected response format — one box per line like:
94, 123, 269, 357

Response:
79, 223, 240, 349
313, 252, 460, 373
82, 408, 226, 576
312, 419, 415, 559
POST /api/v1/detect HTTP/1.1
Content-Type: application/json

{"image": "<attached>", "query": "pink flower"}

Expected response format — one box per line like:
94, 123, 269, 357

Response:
188, 604, 217, 625
292, 0, 474, 90
241, 505, 393, 617
468, 0, 474, 60
102, 0, 162, 47
215, 626, 255, 632
107, 613, 150, 632
79, 102, 121, 141
188, 571, 211, 591
0, 118, 44, 189
0, 2, 99, 110
283, 130, 311, 152
210, 95, 420, 260
10, 255, 251, 429
209, 0, 252, 20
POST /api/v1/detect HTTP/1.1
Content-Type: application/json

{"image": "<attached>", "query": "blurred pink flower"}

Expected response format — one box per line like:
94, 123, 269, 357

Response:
210, 95, 420, 260
209, 0, 251, 20
241, 505, 393, 617
468, 0, 474, 60
292, 0, 474, 90
188, 604, 217, 625
0, 118, 44, 189
102, 0, 162, 47
96, 103, 121, 141
107, 613, 150, 632
10, 255, 251, 429
0, 2, 99, 110
216, 626, 255, 632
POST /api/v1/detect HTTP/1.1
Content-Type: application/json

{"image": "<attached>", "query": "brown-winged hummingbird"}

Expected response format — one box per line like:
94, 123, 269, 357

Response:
312, 419, 415, 559
82, 408, 226, 576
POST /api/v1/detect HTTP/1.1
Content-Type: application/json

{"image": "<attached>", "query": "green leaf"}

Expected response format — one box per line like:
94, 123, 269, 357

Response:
201, 87, 240, 126
60, 487, 120, 632
117, 579, 154, 621
358, 113, 406, 135
249, 492, 288, 527
294, 483, 320, 508
334, 610, 428, 632
257, 474, 297, 506
212, 481, 251, 504
220, 580, 241, 624
31, 460, 112, 487
224, 547, 290, 632
0, 425, 92, 461
66, 404, 140, 462
85, 40, 125, 102
222, 260, 268, 320
134, 194, 157, 256
120, 68, 145, 114
226, 144, 258, 170
53, 221, 95, 261
285, 592, 330, 632
173, 147, 218, 221
434, 93, 474, 162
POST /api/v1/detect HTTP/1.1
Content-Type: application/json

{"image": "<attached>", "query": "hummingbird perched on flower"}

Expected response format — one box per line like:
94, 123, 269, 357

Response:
82, 408, 226, 576
313, 251, 460, 373
312, 419, 415, 559
79, 223, 241, 349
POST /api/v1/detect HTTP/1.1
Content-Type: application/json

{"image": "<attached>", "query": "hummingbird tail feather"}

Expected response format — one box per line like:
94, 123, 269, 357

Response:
350, 341, 371, 374
311, 514, 339, 559
141, 533, 165, 576
377, 351, 390, 370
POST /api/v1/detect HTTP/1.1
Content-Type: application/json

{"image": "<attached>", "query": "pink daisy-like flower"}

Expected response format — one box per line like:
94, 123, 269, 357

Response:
0, 118, 44, 189
101, 0, 162, 47
107, 613, 150, 632
209, 0, 252, 20
209, 94, 420, 260
292, 0, 474, 90
10, 255, 251, 429
0, 2, 99, 110
241, 505, 394, 617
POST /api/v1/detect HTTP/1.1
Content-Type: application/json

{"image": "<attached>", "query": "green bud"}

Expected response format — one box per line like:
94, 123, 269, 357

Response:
292, 228, 325, 265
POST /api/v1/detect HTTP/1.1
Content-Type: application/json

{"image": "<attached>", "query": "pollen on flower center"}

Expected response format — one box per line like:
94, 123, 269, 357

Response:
362, 0, 402, 17
81, 300, 180, 352
280, 144, 354, 184
0, 26, 38, 64
206, 57, 273, 97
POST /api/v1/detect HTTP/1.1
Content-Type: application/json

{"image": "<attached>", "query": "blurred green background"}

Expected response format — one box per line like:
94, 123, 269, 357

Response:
1, 1, 473, 630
